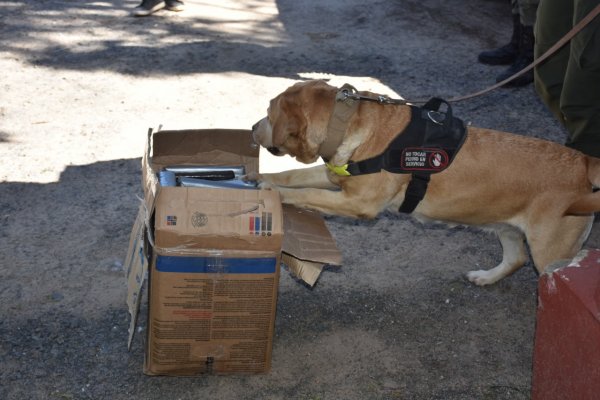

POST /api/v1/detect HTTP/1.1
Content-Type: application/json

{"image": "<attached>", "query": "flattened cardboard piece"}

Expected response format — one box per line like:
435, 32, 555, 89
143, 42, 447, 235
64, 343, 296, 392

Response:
125, 203, 149, 349
281, 205, 342, 286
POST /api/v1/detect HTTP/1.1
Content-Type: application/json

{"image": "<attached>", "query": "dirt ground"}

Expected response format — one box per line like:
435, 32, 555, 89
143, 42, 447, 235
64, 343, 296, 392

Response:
2, 0, 598, 399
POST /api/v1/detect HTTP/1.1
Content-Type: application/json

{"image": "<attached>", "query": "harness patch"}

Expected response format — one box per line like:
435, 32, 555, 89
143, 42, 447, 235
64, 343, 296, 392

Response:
401, 148, 449, 171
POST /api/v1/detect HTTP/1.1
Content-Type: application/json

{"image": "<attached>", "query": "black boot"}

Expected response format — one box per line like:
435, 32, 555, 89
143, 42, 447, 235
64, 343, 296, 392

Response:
132, 0, 165, 17
478, 14, 520, 65
496, 24, 534, 86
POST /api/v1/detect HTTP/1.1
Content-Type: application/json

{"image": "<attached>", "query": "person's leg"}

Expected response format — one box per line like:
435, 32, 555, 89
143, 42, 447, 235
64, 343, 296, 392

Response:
518, 0, 539, 27
534, 0, 573, 126
559, 0, 600, 157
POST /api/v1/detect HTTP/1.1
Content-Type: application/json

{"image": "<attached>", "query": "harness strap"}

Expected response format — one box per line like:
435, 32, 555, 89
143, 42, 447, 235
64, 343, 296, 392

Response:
399, 173, 431, 213
320, 84, 359, 160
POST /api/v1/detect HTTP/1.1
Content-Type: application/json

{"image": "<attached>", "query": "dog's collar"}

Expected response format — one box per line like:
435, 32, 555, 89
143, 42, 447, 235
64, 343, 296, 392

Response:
320, 84, 410, 161
318, 84, 360, 161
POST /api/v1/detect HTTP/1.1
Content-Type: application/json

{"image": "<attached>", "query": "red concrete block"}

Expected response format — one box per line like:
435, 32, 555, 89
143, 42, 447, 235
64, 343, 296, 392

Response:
532, 249, 600, 400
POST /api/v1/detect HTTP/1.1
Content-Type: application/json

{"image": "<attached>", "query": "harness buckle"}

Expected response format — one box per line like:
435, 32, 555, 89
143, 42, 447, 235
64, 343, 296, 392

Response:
426, 110, 446, 125
336, 84, 359, 102
336, 89, 349, 102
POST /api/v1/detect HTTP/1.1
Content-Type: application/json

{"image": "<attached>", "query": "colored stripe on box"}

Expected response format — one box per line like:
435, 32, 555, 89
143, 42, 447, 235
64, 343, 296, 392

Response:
156, 256, 277, 274
254, 216, 260, 234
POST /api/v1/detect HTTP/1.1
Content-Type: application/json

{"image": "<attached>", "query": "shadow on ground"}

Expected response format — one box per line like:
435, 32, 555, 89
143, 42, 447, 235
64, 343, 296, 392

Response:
0, 156, 538, 399
2, 0, 508, 96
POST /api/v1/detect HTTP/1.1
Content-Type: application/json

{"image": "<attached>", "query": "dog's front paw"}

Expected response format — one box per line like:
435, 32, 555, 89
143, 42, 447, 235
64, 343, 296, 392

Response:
258, 181, 276, 190
242, 172, 262, 182
466, 270, 496, 286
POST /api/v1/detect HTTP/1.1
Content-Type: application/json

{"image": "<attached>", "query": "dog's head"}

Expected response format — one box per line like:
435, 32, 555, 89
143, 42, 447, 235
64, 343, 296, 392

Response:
252, 80, 337, 164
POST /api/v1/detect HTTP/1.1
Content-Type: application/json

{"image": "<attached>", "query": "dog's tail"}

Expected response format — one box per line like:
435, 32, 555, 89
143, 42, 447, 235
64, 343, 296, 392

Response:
566, 157, 600, 215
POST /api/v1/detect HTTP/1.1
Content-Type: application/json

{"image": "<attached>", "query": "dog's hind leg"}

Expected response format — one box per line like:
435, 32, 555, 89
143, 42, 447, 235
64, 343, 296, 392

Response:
526, 215, 593, 274
467, 225, 528, 286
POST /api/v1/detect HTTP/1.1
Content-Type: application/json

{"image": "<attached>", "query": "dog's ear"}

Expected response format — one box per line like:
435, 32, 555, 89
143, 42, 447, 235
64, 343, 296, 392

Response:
271, 94, 308, 147
270, 80, 334, 163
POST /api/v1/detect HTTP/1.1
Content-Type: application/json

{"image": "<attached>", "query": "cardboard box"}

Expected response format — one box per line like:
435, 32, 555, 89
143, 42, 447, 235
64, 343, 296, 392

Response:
125, 128, 341, 376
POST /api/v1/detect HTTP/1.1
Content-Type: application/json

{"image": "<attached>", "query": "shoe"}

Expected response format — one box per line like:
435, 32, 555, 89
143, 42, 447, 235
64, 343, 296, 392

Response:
165, 0, 184, 12
132, 0, 165, 17
497, 25, 534, 87
478, 14, 520, 65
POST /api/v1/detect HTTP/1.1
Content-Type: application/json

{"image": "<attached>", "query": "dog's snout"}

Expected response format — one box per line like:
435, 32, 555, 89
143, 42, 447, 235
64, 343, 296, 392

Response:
267, 147, 281, 156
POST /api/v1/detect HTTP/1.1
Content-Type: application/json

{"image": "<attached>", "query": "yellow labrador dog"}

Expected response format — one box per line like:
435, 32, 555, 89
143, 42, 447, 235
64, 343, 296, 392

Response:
251, 80, 600, 285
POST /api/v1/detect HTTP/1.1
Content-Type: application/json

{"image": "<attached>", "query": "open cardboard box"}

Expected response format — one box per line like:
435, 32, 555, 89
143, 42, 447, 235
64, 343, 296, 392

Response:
124, 128, 341, 375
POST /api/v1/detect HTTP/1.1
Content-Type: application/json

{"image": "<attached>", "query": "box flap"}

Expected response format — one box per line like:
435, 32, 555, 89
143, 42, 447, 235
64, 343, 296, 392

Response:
154, 187, 283, 252
142, 129, 159, 224
151, 129, 259, 173
125, 204, 149, 349
281, 205, 342, 286
281, 253, 327, 287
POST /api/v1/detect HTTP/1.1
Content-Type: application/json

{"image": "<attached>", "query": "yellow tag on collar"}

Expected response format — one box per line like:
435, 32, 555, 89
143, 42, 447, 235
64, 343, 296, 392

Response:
326, 162, 351, 176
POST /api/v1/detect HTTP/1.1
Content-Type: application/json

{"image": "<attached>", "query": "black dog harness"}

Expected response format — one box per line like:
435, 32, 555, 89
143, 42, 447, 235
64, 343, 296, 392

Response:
326, 96, 468, 214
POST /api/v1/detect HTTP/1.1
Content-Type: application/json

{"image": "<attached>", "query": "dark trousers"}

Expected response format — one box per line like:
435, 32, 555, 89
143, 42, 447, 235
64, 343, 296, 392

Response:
534, 0, 600, 157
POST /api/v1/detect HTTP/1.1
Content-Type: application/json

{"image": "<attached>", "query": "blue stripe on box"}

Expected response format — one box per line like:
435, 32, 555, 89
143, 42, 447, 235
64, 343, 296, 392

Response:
254, 216, 260, 234
156, 256, 277, 274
